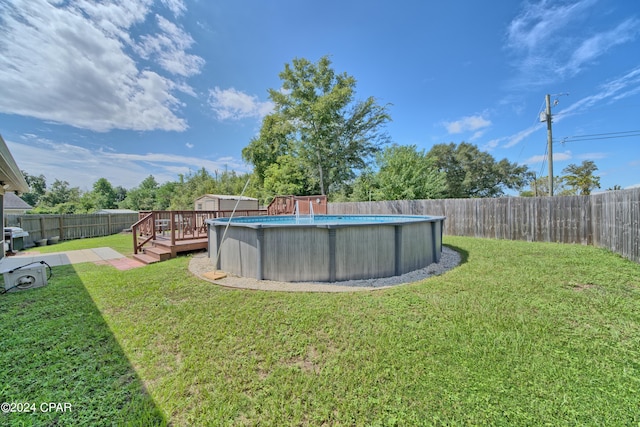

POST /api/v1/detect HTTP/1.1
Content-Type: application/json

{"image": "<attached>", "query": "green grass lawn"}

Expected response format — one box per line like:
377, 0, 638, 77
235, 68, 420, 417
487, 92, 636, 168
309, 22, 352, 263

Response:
31, 233, 135, 256
1, 234, 639, 426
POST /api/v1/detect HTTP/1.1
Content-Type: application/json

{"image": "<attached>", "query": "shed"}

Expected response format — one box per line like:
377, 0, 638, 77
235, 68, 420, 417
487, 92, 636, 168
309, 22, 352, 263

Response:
194, 194, 259, 212
0, 134, 30, 259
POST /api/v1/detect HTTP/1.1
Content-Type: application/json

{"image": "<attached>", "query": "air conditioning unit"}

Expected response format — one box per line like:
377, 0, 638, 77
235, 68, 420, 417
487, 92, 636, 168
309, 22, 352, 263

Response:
3, 263, 48, 293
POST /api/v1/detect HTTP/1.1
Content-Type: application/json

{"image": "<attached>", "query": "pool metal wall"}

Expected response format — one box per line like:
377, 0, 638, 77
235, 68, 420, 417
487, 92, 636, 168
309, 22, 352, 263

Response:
208, 216, 445, 282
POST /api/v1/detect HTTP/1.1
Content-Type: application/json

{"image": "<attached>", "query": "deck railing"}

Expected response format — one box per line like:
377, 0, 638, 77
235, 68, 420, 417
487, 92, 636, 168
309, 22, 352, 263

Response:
134, 209, 267, 253
132, 212, 156, 254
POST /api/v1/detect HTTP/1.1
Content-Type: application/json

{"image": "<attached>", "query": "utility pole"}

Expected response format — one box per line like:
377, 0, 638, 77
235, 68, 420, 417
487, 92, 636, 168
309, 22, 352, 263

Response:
545, 94, 553, 197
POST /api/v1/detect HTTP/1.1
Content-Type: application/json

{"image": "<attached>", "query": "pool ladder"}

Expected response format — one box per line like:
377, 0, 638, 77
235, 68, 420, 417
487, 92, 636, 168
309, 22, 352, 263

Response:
295, 200, 315, 224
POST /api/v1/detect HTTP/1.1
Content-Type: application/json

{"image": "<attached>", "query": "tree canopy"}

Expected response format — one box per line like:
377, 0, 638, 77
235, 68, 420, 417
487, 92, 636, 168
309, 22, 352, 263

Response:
351, 144, 446, 201
520, 161, 601, 197
520, 175, 571, 197
19, 168, 255, 214
426, 142, 529, 198
21, 171, 46, 207
90, 178, 117, 210
562, 160, 601, 195
243, 56, 391, 198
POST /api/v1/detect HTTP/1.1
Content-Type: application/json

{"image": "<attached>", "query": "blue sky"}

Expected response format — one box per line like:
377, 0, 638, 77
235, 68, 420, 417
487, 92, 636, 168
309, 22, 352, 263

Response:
1, 0, 639, 193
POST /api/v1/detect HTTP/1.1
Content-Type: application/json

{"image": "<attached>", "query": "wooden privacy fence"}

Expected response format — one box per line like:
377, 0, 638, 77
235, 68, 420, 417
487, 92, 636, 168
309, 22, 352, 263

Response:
329, 187, 640, 264
4, 213, 139, 246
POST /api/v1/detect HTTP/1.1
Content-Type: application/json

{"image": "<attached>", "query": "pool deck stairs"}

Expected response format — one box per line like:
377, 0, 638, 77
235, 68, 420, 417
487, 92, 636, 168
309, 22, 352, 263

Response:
133, 236, 208, 265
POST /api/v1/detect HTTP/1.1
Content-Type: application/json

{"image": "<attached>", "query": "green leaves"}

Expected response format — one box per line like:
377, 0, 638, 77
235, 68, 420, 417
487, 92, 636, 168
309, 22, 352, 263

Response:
263, 155, 312, 197
245, 56, 391, 198
353, 144, 446, 201
352, 142, 528, 202
562, 160, 601, 195
427, 142, 529, 198
522, 160, 602, 197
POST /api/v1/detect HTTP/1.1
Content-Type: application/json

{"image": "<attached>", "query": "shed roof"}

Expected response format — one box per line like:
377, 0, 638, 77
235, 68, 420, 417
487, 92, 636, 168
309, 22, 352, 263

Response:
96, 209, 138, 214
196, 194, 258, 201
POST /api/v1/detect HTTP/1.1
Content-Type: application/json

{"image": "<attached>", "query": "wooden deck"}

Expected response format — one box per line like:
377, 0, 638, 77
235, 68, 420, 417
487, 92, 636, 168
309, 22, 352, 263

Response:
131, 209, 265, 264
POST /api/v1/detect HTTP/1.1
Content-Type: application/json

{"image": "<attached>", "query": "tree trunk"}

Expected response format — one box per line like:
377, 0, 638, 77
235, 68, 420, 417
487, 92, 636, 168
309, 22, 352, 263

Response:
316, 151, 325, 195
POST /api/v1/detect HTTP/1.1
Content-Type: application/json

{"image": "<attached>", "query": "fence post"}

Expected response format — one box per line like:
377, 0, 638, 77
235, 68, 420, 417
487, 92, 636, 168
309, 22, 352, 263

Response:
170, 211, 175, 246
40, 216, 46, 240
59, 216, 64, 240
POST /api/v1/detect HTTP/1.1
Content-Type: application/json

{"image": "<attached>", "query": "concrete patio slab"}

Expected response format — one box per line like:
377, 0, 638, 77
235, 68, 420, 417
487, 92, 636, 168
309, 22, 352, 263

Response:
0, 247, 143, 272
92, 247, 126, 260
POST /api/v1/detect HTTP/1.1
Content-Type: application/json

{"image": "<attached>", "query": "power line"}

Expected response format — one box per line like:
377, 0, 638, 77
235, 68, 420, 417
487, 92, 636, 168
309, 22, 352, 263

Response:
566, 130, 640, 138
560, 130, 640, 143
516, 98, 547, 164
538, 143, 548, 178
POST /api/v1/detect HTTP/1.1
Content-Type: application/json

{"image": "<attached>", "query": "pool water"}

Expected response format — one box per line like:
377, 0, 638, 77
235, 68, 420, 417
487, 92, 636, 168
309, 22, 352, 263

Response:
218, 214, 440, 226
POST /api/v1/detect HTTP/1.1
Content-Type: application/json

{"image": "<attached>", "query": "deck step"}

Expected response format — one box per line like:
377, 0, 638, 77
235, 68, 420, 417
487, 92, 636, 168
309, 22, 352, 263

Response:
133, 236, 208, 265
152, 238, 208, 253
133, 253, 161, 265
144, 246, 173, 261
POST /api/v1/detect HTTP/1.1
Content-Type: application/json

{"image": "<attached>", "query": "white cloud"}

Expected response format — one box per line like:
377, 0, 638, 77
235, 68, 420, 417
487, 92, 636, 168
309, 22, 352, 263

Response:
8, 135, 249, 190
577, 152, 608, 160
160, 0, 186, 17
525, 150, 572, 165
135, 15, 205, 77
470, 130, 487, 141
185, 142, 194, 149
557, 66, 640, 119
0, 0, 203, 132
482, 138, 501, 151
505, 0, 639, 86
503, 124, 543, 148
74, 0, 153, 36
506, 0, 594, 52
444, 115, 491, 134
208, 87, 274, 121
561, 18, 640, 76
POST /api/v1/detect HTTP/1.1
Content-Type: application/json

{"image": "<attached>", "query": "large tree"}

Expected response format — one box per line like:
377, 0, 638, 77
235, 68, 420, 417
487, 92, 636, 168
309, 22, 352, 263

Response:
35, 179, 82, 213
352, 144, 445, 201
21, 171, 46, 207
119, 175, 159, 211
426, 142, 529, 198
90, 177, 117, 210
243, 56, 391, 197
38, 179, 78, 207
562, 160, 600, 195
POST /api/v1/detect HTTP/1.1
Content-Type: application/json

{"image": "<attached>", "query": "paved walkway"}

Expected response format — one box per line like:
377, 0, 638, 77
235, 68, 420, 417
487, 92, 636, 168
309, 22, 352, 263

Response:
0, 248, 145, 271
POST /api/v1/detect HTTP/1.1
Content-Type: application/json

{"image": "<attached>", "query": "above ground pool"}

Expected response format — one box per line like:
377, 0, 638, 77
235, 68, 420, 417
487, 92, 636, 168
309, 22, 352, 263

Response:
207, 214, 446, 283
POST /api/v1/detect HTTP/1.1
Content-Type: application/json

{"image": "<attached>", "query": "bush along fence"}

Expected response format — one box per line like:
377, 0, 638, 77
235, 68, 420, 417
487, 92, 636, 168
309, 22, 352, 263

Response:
4, 213, 139, 247
329, 187, 640, 264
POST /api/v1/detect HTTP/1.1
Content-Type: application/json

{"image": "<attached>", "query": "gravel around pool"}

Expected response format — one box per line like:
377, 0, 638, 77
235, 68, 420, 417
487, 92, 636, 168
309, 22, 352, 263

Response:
189, 246, 462, 293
